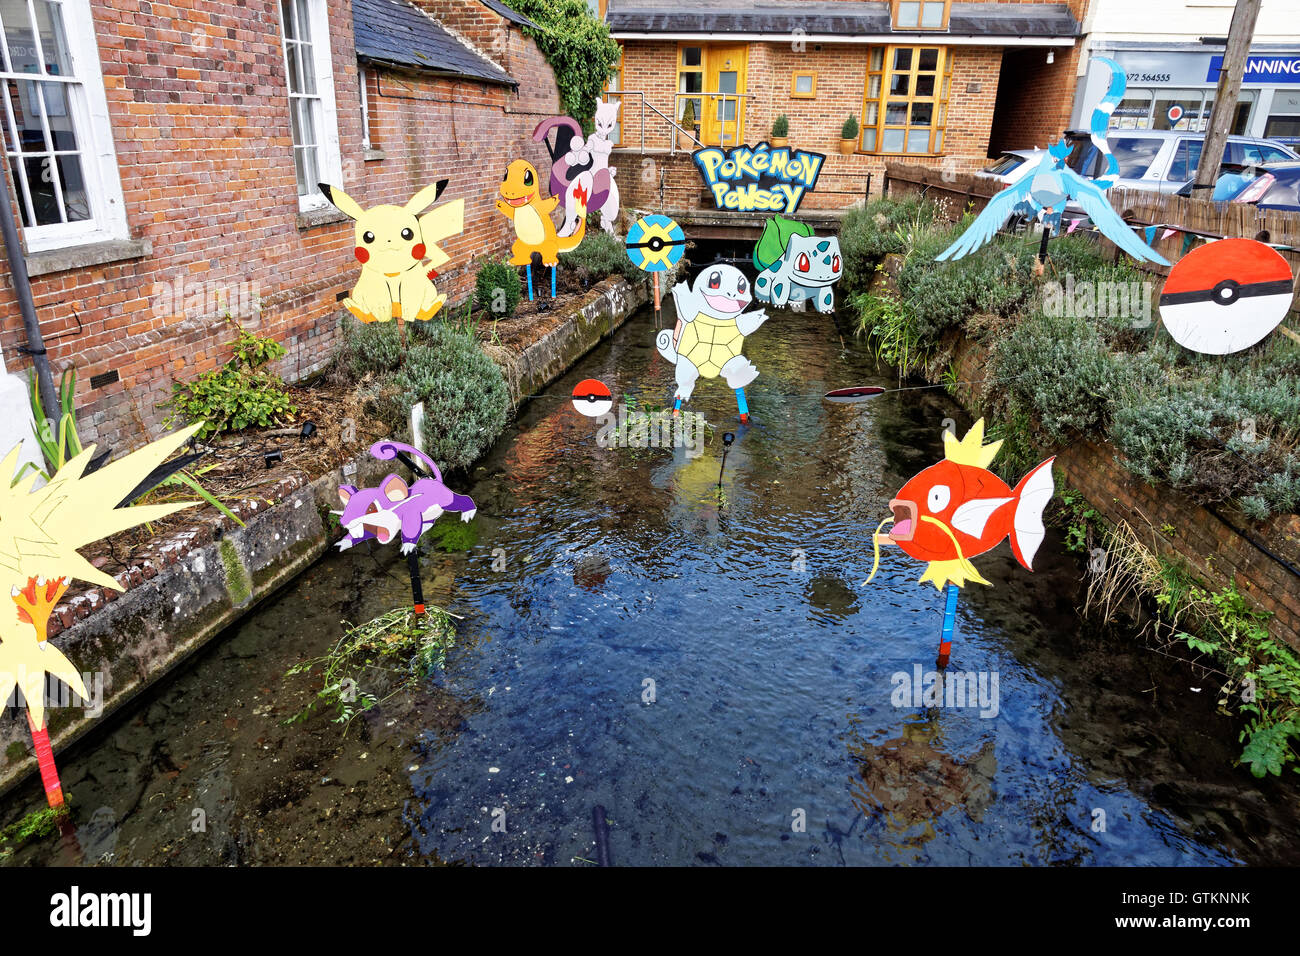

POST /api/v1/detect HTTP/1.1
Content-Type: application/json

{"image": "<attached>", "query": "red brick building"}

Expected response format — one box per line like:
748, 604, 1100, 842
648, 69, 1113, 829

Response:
0, 0, 562, 450
604, 0, 1087, 213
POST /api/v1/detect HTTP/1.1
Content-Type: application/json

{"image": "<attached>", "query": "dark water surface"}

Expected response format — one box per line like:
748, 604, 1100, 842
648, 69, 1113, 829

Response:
7, 303, 1300, 866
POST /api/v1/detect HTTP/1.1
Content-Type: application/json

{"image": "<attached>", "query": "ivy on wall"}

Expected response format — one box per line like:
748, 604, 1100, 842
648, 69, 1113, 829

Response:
510, 0, 621, 129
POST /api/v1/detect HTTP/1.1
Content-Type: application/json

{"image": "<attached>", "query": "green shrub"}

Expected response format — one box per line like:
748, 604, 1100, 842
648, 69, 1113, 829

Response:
164, 324, 297, 439
510, 0, 621, 129
896, 238, 1035, 342
840, 114, 859, 140
1241, 457, 1300, 520
771, 114, 789, 137
559, 230, 641, 285
475, 258, 522, 318
1040, 232, 1110, 277
989, 311, 1149, 443
839, 197, 942, 298
334, 315, 405, 381
1108, 390, 1216, 489
365, 322, 509, 472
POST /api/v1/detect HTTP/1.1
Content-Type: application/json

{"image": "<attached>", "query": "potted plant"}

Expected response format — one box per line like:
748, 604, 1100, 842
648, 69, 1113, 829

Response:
771, 114, 789, 148
677, 100, 698, 150
839, 115, 859, 154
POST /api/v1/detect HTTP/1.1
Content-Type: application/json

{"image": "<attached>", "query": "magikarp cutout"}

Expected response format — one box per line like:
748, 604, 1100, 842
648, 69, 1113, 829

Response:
866, 419, 1056, 591
864, 419, 1055, 669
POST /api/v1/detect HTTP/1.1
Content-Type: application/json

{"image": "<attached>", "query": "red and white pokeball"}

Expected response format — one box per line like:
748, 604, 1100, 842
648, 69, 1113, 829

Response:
1158, 239, 1294, 355
571, 378, 612, 417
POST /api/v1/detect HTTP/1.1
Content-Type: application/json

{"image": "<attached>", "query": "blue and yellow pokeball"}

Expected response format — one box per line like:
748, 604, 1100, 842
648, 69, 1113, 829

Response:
625, 215, 685, 273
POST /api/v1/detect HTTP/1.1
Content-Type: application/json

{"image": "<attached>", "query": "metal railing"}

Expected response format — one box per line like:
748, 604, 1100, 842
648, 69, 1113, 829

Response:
674, 92, 749, 150
602, 90, 750, 154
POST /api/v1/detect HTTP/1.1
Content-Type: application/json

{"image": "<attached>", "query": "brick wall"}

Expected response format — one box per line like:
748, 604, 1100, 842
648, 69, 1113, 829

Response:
609, 0, 1087, 212
614, 39, 1006, 214
988, 44, 1083, 154
0, 0, 560, 451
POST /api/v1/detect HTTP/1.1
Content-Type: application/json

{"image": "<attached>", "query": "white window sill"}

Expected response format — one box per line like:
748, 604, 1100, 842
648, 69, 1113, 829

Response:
25, 237, 152, 278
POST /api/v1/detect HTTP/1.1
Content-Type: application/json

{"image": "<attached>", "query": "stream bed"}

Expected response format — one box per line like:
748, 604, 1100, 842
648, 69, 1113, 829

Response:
6, 303, 1300, 866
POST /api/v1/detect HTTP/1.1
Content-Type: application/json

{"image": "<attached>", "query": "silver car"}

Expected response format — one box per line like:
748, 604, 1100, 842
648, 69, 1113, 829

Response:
1065, 130, 1297, 194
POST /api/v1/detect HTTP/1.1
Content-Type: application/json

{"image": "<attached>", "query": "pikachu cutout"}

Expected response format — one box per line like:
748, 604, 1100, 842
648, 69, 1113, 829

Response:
320, 180, 465, 336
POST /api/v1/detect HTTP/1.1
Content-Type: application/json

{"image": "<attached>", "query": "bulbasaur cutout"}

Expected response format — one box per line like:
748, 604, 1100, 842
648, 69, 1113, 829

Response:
752, 216, 843, 313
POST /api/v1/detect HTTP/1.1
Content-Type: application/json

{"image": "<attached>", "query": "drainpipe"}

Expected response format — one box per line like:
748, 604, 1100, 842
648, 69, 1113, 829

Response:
0, 163, 60, 427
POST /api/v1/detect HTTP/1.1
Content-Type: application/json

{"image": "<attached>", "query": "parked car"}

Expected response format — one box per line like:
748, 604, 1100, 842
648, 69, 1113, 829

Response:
1223, 161, 1300, 212
1171, 160, 1300, 211
1064, 129, 1298, 194
978, 149, 1048, 186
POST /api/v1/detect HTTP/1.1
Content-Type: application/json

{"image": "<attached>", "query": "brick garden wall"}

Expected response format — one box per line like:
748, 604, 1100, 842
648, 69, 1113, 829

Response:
0, 0, 561, 451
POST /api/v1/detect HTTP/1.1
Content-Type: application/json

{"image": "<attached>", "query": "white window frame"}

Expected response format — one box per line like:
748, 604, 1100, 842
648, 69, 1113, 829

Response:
0, 0, 128, 253
278, 0, 342, 212
358, 63, 370, 149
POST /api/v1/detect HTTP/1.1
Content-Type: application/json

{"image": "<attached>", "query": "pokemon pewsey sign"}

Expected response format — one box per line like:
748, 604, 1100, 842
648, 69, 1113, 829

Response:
692, 142, 825, 214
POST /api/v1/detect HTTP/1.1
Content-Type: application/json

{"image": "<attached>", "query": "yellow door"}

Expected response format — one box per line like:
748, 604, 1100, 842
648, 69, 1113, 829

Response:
703, 45, 747, 146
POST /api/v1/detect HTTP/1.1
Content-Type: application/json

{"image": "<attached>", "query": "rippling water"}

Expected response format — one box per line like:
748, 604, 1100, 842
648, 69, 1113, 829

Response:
9, 302, 1299, 866
400, 304, 1286, 866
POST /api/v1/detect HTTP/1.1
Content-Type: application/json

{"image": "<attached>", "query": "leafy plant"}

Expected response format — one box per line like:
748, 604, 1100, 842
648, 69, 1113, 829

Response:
1057, 486, 1102, 554
680, 98, 696, 128
18, 367, 82, 482
285, 606, 456, 730
840, 114, 859, 140
511, 0, 621, 129
559, 230, 642, 284
1086, 520, 1300, 778
366, 321, 510, 472
475, 258, 523, 319
164, 322, 297, 439
854, 292, 925, 377
771, 114, 789, 138
0, 802, 70, 861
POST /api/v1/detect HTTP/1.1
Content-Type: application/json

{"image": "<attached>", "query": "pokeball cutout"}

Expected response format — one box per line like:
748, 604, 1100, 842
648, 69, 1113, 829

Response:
572, 378, 612, 416
625, 214, 685, 273
1159, 238, 1294, 354
824, 386, 887, 403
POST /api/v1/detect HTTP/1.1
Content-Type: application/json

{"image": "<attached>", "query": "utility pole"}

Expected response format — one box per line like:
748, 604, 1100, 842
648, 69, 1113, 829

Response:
1194, 0, 1262, 190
